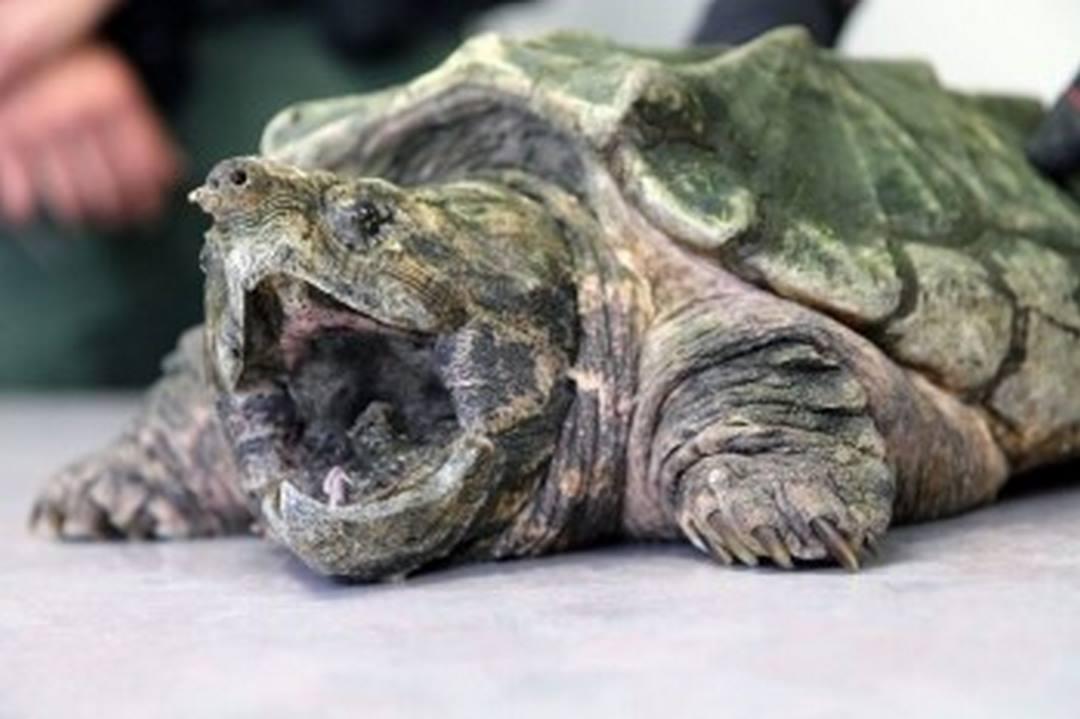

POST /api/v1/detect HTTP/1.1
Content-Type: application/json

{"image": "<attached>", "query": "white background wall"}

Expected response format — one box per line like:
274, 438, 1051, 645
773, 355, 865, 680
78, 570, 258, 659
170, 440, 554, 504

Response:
477, 0, 1079, 103
476, 0, 710, 48
840, 0, 1079, 103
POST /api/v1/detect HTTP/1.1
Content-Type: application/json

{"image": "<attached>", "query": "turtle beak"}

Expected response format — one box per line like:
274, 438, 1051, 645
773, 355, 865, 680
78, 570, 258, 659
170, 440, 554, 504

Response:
188, 185, 220, 213
192, 157, 320, 390
261, 434, 497, 579
189, 156, 269, 222
204, 265, 249, 392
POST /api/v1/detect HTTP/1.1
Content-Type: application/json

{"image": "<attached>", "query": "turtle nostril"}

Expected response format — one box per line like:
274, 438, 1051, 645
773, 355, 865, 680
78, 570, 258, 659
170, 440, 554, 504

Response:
229, 168, 249, 187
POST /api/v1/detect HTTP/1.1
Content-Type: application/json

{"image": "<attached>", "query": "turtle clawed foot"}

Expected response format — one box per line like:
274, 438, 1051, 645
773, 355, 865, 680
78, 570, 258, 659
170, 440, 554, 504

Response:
681, 511, 880, 572
30, 443, 230, 541
676, 455, 894, 572
31, 453, 157, 540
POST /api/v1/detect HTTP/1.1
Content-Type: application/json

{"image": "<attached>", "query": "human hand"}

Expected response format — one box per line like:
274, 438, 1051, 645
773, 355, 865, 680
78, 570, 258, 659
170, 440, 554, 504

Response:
0, 42, 182, 227
0, 0, 121, 91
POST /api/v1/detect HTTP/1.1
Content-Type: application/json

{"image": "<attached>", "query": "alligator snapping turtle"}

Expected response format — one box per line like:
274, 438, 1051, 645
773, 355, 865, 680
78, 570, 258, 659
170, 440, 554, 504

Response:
31, 28, 1080, 578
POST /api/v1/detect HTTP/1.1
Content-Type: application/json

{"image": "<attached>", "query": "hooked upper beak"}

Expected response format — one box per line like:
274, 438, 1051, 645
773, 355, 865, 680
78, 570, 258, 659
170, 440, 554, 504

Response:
188, 156, 262, 220
189, 156, 305, 222
188, 185, 220, 213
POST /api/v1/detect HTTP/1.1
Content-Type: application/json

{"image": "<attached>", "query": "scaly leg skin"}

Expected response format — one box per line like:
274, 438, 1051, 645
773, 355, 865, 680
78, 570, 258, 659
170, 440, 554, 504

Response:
628, 298, 898, 570
675, 435, 892, 572
666, 331, 892, 570
629, 294, 1009, 570
30, 328, 252, 540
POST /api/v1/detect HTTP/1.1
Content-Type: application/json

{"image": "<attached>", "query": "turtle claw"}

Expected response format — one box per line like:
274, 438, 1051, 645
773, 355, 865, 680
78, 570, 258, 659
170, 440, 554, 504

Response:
681, 509, 878, 571
707, 514, 758, 567
865, 533, 882, 557
674, 438, 892, 572
753, 526, 793, 569
810, 517, 861, 572
28, 499, 61, 538
681, 516, 733, 565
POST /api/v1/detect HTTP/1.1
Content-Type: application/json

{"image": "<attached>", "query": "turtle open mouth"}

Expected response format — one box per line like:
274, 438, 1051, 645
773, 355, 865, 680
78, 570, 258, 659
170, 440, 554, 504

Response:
229, 275, 462, 507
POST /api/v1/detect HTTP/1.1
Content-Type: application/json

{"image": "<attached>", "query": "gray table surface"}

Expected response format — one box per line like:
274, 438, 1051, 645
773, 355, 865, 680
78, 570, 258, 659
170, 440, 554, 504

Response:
1, 394, 1078, 719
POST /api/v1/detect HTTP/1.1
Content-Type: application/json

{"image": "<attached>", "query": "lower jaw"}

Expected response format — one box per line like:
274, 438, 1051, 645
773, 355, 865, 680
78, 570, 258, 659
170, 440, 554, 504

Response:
213, 305, 505, 576
219, 377, 463, 508
257, 429, 497, 579
216, 378, 498, 578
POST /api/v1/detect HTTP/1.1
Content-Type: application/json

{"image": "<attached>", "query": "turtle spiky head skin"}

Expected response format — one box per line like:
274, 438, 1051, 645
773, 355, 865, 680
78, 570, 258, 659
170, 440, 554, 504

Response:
191, 156, 580, 578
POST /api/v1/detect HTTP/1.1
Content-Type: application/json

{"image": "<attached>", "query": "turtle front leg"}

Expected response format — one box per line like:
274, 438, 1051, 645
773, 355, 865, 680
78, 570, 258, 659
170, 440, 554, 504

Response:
627, 297, 899, 570
671, 413, 893, 571
30, 328, 252, 540
627, 293, 1010, 570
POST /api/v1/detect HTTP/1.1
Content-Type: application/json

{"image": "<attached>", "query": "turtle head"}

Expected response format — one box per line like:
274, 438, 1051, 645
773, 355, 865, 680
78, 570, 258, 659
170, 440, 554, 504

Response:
191, 157, 577, 579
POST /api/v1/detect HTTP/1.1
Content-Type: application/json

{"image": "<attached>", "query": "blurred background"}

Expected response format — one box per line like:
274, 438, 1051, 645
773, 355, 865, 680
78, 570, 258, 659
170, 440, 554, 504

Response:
0, 0, 1076, 389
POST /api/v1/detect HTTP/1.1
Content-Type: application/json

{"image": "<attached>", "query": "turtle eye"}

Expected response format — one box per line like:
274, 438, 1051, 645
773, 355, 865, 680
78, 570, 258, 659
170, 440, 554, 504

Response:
330, 198, 392, 250
354, 200, 390, 236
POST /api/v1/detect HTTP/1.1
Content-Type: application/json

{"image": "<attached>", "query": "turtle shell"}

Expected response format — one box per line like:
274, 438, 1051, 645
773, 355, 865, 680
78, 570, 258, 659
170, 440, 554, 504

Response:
261, 28, 1080, 457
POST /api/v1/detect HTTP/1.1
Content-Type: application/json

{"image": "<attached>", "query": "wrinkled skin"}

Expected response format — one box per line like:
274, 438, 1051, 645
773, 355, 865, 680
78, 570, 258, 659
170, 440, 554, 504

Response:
191, 158, 582, 578
29, 155, 1013, 577
29, 29, 1080, 579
